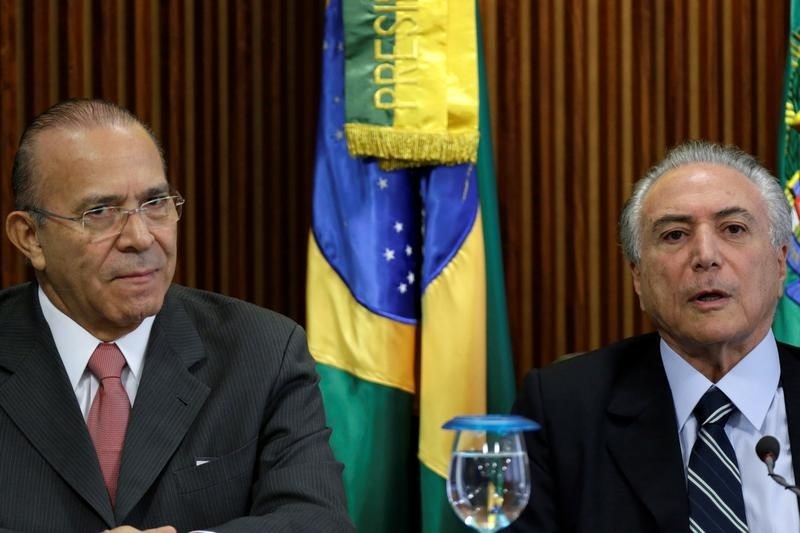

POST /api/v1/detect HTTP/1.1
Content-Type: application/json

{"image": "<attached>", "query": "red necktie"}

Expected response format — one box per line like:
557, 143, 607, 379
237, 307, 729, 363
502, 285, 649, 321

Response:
86, 342, 130, 506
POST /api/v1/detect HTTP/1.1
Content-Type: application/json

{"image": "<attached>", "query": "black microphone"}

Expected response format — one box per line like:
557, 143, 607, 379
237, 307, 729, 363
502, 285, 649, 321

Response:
755, 436, 800, 497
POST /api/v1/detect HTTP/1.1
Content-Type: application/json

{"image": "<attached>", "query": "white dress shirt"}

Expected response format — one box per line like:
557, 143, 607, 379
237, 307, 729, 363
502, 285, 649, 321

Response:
661, 330, 799, 532
38, 287, 153, 419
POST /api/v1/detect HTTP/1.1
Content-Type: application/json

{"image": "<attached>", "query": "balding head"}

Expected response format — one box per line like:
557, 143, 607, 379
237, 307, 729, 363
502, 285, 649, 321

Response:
11, 98, 165, 212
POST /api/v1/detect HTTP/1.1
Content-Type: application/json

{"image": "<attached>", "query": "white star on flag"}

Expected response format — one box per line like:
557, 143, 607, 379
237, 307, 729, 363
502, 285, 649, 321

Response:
398, 283, 408, 294
393, 221, 404, 233
383, 248, 395, 261
377, 177, 389, 190
405, 245, 413, 256
406, 272, 415, 284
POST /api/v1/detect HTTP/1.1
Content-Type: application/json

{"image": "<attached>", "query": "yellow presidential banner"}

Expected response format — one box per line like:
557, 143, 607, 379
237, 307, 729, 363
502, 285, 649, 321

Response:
342, 0, 479, 168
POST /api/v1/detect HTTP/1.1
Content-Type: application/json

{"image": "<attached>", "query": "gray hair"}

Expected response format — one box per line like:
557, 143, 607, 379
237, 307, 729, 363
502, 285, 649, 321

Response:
618, 140, 792, 264
11, 98, 166, 213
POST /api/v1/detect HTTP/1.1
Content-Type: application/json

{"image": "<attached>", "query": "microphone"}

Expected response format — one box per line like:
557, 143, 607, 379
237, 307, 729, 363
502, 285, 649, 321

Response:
755, 436, 800, 497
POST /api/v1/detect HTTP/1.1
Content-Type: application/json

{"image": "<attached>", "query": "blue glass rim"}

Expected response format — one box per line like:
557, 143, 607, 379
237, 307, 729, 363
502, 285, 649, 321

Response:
442, 415, 540, 433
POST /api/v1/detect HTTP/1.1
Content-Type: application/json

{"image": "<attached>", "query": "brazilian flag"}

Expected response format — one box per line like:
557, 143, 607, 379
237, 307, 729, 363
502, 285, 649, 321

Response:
306, 1, 515, 531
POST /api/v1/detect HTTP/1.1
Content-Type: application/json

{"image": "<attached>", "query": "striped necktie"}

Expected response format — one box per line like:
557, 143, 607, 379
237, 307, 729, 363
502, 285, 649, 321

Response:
687, 387, 748, 533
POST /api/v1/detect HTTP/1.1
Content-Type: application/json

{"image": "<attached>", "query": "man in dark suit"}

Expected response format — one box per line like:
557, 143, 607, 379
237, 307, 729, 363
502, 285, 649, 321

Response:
0, 99, 354, 533
511, 141, 800, 532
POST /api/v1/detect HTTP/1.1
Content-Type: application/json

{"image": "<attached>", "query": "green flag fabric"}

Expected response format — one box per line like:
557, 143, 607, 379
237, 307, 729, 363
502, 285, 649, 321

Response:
476, 6, 516, 416
774, 0, 800, 347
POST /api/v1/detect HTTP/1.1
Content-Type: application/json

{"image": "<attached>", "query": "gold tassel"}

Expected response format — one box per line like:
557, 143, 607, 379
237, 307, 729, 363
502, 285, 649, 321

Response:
345, 124, 479, 169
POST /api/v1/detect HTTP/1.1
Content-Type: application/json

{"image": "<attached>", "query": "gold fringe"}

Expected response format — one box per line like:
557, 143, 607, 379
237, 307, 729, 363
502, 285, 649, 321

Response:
377, 157, 463, 171
345, 123, 479, 168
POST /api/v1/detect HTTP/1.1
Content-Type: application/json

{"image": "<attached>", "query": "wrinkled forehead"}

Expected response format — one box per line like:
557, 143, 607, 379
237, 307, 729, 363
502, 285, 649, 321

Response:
641, 163, 766, 221
32, 121, 161, 168
29, 124, 166, 203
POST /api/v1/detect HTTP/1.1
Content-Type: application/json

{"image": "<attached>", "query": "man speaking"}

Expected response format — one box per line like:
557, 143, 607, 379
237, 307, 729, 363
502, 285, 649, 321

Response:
511, 141, 800, 532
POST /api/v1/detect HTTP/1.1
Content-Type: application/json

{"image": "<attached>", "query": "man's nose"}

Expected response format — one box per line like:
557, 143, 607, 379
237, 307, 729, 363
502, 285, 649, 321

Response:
115, 210, 155, 250
692, 227, 721, 271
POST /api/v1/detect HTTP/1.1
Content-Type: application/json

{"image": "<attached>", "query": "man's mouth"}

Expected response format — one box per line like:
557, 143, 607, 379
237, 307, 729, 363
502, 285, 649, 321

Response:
690, 290, 730, 303
114, 269, 158, 280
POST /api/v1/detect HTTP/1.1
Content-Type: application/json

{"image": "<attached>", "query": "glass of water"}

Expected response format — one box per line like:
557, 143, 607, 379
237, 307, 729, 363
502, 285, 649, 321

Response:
443, 415, 540, 532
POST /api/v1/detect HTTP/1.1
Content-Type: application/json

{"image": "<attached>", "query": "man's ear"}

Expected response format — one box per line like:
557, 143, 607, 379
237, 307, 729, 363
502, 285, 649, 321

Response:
629, 261, 641, 292
778, 243, 789, 282
6, 211, 46, 271
629, 260, 646, 311
776, 243, 789, 299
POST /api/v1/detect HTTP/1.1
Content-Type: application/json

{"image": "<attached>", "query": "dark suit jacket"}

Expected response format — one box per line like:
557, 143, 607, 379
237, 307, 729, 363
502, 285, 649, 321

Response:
0, 282, 354, 533
509, 332, 800, 532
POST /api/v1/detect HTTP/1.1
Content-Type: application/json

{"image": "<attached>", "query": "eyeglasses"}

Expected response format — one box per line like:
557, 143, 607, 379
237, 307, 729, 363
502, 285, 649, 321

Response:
27, 194, 186, 240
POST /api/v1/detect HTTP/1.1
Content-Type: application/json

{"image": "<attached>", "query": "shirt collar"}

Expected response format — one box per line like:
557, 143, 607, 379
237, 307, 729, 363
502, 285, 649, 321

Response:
38, 287, 154, 391
661, 330, 780, 433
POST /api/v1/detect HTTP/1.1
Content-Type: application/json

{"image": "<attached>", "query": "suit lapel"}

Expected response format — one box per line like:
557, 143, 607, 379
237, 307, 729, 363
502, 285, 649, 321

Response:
0, 284, 115, 526
605, 340, 688, 532
779, 344, 800, 484
115, 289, 210, 521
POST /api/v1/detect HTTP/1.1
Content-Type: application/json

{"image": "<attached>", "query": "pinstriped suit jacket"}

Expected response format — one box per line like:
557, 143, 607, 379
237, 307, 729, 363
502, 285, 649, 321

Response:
0, 282, 354, 533
509, 333, 800, 533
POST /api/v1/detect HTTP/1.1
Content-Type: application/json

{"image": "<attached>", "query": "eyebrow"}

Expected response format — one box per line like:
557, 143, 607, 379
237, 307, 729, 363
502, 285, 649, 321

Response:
650, 206, 757, 232
75, 185, 170, 211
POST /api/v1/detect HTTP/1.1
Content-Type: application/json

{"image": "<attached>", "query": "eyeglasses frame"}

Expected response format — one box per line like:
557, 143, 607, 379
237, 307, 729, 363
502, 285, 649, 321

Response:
25, 194, 186, 236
